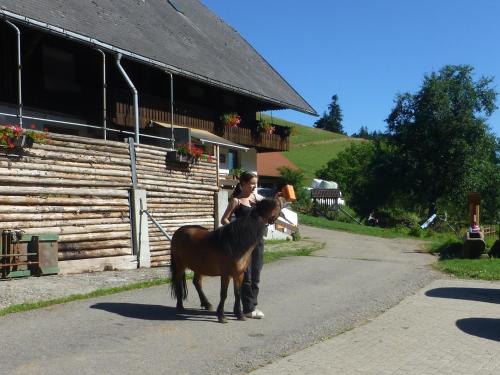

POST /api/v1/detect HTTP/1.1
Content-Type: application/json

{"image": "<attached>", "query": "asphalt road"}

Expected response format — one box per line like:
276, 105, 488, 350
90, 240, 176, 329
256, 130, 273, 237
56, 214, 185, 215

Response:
0, 226, 439, 375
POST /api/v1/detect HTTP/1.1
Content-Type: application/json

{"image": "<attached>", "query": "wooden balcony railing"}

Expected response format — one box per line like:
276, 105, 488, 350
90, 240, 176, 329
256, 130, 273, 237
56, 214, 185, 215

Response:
113, 102, 290, 151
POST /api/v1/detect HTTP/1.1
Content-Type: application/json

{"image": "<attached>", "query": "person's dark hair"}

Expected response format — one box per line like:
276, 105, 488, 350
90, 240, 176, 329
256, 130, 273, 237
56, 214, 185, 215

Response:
231, 171, 257, 198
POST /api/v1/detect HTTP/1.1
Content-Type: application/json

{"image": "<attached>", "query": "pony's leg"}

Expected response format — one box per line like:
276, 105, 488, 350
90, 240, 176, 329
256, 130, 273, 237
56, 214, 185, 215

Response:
172, 261, 188, 312
233, 272, 245, 321
193, 273, 213, 311
217, 275, 230, 323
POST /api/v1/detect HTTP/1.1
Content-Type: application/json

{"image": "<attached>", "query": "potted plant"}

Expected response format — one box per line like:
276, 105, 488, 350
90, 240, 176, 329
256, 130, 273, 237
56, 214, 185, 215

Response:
220, 112, 241, 129
257, 121, 275, 135
0, 124, 48, 151
275, 124, 293, 138
167, 143, 205, 164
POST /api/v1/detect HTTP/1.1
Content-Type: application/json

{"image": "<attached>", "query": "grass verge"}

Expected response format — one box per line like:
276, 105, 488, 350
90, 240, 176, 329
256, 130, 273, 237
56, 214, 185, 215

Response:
434, 258, 500, 281
0, 278, 170, 317
300, 213, 500, 280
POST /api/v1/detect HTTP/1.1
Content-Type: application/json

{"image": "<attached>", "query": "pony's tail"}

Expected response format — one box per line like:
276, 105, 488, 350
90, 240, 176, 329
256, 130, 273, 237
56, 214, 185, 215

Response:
170, 257, 188, 301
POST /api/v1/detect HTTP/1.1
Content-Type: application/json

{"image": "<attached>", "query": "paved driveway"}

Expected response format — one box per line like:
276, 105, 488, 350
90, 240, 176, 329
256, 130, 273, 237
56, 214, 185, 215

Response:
0, 225, 439, 375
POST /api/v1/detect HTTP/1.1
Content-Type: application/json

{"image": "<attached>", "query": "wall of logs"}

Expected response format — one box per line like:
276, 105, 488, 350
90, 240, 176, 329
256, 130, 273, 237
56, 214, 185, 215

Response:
0, 133, 134, 274
0, 133, 218, 273
135, 144, 218, 267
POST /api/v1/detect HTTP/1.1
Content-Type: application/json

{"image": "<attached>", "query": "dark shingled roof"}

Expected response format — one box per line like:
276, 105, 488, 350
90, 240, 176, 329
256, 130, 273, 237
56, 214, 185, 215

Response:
0, 0, 316, 115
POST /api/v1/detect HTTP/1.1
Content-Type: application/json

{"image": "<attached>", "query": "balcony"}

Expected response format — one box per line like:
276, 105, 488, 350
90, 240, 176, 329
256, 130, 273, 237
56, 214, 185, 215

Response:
113, 102, 290, 151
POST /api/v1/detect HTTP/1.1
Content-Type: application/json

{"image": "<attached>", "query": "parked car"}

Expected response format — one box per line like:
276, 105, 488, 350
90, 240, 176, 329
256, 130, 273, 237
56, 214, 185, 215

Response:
256, 187, 277, 199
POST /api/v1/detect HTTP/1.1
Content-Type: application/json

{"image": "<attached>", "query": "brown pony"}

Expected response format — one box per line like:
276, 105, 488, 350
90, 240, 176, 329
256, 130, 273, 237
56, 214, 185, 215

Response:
170, 198, 281, 323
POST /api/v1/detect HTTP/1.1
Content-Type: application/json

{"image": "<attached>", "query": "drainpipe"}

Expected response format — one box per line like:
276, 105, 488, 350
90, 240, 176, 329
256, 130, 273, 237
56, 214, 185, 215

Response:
116, 53, 139, 144
166, 71, 175, 149
5, 20, 22, 127
96, 49, 107, 140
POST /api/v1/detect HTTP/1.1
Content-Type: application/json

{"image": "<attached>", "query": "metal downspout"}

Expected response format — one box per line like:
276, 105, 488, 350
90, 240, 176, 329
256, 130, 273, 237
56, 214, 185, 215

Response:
5, 20, 22, 127
166, 71, 175, 149
96, 49, 107, 140
116, 53, 139, 144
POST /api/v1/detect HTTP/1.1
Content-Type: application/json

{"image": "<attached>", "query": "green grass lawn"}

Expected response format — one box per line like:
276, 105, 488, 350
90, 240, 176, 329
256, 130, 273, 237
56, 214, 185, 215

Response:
287, 124, 363, 183
435, 258, 500, 280
284, 141, 361, 182
259, 115, 362, 183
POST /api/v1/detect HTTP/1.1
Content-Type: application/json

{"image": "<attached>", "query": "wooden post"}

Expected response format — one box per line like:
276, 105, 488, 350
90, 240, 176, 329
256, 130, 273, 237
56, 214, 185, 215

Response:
130, 189, 150, 268
468, 192, 481, 226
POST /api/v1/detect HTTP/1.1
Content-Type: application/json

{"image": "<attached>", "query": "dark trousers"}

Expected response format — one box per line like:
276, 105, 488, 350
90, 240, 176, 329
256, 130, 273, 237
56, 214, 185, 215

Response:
242, 238, 264, 314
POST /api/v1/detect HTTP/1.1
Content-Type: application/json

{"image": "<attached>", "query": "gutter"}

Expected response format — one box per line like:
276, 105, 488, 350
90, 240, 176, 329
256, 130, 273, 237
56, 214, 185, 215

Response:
4, 19, 23, 126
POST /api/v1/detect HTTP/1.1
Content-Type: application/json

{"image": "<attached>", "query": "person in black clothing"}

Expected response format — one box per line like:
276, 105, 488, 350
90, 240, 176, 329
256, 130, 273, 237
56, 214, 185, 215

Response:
221, 171, 265, 319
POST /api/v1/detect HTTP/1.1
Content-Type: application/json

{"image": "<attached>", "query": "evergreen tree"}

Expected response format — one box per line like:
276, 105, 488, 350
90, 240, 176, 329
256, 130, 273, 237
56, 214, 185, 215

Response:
314, 94, 345, 134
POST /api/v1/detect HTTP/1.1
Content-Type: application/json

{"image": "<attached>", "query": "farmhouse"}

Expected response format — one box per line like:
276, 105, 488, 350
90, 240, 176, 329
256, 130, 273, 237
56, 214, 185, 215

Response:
0, 0, 315, 275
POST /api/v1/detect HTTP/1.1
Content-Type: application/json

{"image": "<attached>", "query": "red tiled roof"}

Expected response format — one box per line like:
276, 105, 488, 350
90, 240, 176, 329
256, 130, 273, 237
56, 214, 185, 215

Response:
257, 152, 299, 177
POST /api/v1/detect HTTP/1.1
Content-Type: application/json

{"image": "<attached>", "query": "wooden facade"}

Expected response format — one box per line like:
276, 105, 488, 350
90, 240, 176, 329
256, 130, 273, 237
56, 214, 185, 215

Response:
0, 132, 218, 274
0, 12, 298, 275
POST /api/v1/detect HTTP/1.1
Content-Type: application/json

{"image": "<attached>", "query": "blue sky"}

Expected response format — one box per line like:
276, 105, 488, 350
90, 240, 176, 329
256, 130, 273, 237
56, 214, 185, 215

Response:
202, 0, 500, 137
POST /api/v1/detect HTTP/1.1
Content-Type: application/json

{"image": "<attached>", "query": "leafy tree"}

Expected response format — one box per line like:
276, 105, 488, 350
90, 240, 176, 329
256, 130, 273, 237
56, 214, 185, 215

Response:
316, 140, 397, 215
385, 65, 498, 216
277, 166, 309, 205
278, 166, 304, 189
314, 94, 345, 134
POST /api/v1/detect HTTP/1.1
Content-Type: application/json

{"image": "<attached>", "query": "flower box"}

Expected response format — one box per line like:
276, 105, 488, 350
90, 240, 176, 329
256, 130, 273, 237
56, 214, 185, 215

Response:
12, 135, 34, 148
166, 150, 196, 164
0, 125, 47, 152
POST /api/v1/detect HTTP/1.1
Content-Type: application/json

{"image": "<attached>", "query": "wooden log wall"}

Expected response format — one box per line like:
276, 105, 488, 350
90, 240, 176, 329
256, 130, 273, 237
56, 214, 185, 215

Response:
135, 143, 218, 267
0, 133, 134, 274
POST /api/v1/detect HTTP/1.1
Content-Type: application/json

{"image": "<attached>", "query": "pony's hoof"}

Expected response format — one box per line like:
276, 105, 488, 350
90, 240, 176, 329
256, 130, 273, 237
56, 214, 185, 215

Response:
218, 316, 228, 324
176, 306, 186, 313
202, 303, 214, 311
237, 315, 246, 321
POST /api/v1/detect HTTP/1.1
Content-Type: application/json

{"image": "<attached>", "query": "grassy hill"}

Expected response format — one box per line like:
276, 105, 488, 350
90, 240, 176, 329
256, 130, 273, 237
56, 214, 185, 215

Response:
260, 114, 364, 184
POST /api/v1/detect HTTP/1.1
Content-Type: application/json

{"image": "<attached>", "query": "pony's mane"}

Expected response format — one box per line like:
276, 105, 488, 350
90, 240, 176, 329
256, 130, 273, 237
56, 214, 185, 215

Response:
208, 201, 278, 258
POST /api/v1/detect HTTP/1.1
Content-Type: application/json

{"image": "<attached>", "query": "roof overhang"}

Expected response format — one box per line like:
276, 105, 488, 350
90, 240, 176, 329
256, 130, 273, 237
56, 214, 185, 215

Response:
153, 122, 249, 152
0, 9, 318, 116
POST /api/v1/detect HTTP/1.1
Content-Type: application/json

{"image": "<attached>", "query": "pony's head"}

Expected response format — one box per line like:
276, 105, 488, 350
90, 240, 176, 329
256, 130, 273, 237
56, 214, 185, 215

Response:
255, 198, 282, 225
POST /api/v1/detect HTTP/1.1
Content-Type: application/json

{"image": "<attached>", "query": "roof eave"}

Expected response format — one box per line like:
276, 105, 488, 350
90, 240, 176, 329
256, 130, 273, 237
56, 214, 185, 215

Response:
1, 9, 317, 116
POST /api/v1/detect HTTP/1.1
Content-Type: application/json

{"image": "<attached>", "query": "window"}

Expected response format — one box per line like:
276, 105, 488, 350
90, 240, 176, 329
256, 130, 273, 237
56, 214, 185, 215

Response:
227, 150, 238, 170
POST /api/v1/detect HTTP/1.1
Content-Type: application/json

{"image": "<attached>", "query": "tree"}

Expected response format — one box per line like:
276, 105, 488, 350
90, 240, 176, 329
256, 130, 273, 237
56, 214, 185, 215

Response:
352, 126, 369, 139
314, 94, 345, 134
315, 140, 398, 215
385, 65, 498, 216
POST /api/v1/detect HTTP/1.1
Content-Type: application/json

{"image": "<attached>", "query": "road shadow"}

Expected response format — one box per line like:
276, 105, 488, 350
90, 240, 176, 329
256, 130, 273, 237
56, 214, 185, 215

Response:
425, 287, 500, 304
456, 318, 500, 341
90, 302, 225, 323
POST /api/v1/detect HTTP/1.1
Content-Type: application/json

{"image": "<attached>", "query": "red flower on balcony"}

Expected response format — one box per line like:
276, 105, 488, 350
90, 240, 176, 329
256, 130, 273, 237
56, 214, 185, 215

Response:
221, 112, 241, 128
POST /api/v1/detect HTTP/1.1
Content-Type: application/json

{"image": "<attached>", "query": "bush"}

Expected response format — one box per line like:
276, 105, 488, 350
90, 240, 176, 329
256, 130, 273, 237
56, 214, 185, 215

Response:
409, 225, 424, 237
432, 239, 464, 259
375, 208, 420, 228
